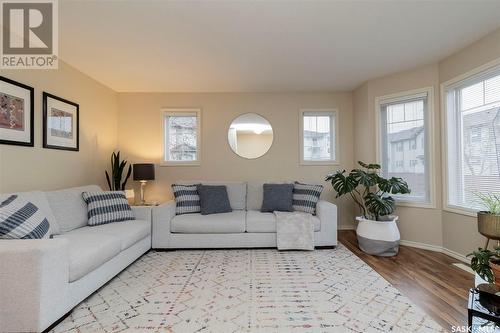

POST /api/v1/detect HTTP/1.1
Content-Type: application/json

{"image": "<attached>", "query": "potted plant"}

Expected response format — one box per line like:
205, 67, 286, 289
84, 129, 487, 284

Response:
326, 161, 410, 256
475, 192, 500, 250
468, 247, 500, 287
105, 151, 132, 191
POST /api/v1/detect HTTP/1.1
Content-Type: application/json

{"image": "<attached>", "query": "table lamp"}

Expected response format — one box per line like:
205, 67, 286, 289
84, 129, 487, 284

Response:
133, 163, 155, 205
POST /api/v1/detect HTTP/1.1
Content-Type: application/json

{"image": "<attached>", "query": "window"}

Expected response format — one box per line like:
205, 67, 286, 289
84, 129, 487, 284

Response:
163, 108, 201, 165
444, 65, 500, 213
376, 88, 433, 205
300, 109, 338, 165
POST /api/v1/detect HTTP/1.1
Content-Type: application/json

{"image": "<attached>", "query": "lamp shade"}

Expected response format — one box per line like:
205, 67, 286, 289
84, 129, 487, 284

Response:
133, 163, 155, 181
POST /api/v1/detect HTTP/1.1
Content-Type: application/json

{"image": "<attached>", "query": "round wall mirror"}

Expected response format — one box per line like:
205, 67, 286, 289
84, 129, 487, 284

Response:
227, 113, 273, 159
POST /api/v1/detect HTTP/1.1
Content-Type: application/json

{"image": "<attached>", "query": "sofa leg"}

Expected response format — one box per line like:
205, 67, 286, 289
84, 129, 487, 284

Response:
42, 309, 72, 333
315, 245, 336, 250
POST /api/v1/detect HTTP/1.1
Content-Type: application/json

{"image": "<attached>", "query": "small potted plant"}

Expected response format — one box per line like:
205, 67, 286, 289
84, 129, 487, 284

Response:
326, 161, 410, 256
468, 247, 500, 287
475, 192, 500, 250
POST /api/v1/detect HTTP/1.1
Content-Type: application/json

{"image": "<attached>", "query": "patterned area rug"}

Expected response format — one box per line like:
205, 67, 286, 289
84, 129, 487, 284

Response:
52, 245, 445, 333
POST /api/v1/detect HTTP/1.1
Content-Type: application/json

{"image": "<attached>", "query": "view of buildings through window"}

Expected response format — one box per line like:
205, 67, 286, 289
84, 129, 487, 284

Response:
447, 70, 500, 210
303, 114, 334, 161
380, 95, 429, 202
165, 115, 198, 162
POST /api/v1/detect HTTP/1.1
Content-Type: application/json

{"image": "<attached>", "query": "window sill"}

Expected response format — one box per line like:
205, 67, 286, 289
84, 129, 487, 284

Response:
395, 201, 436, 209
443, 205, 478, 218
300, 160, 340, 166
160, 161, 201, 167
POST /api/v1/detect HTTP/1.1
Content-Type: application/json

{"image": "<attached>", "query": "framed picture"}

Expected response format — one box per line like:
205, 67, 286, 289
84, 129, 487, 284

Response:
0, 76, 34, 147
43, 92, 79, 151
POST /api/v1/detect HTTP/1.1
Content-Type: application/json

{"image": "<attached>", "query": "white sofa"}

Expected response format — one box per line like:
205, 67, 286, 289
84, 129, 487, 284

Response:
152, 181, 338, 249
0, 185, 152, 333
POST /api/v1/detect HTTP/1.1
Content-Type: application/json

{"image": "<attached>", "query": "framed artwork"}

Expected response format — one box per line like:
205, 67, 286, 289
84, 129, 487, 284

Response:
0, 76, 34, 147
43, 92, 79, 151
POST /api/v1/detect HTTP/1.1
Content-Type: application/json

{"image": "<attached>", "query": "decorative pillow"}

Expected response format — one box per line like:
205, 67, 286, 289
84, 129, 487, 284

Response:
82, 191, 135, 226
197, 185, 232, 215
293, 182, 323, 215
172, 184, 201, 215
261, 183, 294, 213
0, 195, 50, 239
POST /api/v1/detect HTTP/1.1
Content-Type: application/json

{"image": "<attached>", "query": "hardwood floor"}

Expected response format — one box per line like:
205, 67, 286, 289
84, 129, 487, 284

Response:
338, 230, 474, 330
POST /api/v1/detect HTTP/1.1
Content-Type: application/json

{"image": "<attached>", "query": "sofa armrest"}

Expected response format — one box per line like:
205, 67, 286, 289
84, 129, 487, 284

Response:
0, 238, 70, 332
132, 205, 152, 222
152, 201, 176, 248
316, 200, 338, 246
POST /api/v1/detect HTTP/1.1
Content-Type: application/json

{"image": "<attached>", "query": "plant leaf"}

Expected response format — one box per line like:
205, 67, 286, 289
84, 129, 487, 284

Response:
350, 169, 377, 187
122, 164, 132, 190
364, 193, 395, 218
377, 176, 411, 195
325, 170, 358, 198
105, 171, 112, 191
358, 161, 381, 170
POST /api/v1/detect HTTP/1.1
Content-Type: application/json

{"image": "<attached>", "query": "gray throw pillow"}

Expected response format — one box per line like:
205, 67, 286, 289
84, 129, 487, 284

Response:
261, 183, 294, 212
197, 185, 232, 215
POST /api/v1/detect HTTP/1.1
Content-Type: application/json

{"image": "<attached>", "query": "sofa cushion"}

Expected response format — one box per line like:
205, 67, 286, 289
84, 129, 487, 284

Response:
198, 185, 232, 215
172, 184, 201, 215
178, 181, 246, 210
246, 210, 320, 233
0, 195, 51, 239
293, 182, 323, 215
0, 191, 59, 234
247, 181, 292, 211
54, 232, 121, 282
261, 183, 294, 212
46, 185, 102, 233
62, 219, 150, 251
171, 211, 246, 234
82, 191, 135, 226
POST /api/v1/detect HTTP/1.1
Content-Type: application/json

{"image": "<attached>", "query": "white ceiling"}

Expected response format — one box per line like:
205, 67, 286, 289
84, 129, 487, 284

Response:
59, 0, 500, 93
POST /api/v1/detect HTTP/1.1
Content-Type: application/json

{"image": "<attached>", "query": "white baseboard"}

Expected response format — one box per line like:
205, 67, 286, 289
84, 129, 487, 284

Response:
399, 240, 469, 263
337, 225, 356, 230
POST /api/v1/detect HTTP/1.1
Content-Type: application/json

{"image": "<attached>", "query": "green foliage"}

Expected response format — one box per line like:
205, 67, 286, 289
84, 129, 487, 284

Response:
467, 247, 500, 283
474, 192, 500, 215
105, 151, 132, 191
325, 161, 411, 221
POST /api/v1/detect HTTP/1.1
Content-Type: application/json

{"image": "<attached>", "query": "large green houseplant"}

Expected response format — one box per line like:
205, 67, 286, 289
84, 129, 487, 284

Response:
326, 161, 410, 256
326, 161, 410, 220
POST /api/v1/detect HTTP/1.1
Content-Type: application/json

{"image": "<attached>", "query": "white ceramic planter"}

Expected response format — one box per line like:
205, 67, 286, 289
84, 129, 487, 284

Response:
355, 216, 400, 256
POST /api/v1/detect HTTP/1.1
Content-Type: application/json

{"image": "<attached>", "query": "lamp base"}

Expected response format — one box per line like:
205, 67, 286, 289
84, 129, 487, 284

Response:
139, 180, 147, 205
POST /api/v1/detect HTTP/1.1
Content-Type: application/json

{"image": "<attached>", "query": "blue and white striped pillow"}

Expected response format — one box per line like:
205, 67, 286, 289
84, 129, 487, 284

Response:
0, 195, 51, 239
82, 191, 135, 226
293, 182, 323, 215
171, 184, 201, 215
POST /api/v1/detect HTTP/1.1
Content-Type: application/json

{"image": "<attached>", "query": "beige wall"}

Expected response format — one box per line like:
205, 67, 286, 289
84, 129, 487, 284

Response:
438, 28, 500, 255
235, 132, 273, 159
0, 61, 118, 192
117, 92, 355, 228
352, 63, 443, 247
352, 27, 500, 256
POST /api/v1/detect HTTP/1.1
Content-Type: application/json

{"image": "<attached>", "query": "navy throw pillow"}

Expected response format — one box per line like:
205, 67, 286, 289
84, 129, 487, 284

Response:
197, 185, 232, 215
261, 183, 294, 212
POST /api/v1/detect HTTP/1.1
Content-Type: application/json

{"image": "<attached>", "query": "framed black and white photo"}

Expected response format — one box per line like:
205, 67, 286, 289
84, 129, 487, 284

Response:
0, 76, 34, 147
43, 92, 79, 151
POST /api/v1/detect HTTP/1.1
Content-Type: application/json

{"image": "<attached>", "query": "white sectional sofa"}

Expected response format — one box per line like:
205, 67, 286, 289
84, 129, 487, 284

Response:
152, 181, 338, 249
0, 181, 336, 332
0, 185, 152, 333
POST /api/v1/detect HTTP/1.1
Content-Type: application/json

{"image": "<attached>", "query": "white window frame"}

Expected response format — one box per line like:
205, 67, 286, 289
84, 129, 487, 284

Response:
375, 87, 436, 209
299, 108, 339, 165
161, 108, 201, 166
441, 57, 500, 217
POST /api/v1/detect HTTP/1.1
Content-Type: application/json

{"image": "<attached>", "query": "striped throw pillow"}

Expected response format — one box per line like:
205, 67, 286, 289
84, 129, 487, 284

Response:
82, 191, 135, 226
172, 184, 201, 215
0, 195, 50, 239
293, 182, 323, 215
